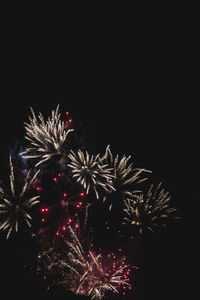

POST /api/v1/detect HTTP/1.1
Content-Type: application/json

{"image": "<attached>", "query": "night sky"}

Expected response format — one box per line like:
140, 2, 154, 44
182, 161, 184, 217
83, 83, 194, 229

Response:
0, 24, 199, 300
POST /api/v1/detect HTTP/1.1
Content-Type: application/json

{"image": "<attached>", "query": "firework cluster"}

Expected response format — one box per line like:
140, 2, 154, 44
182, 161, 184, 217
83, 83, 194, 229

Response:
37, 225, 133, 299
0, 104, 178, 299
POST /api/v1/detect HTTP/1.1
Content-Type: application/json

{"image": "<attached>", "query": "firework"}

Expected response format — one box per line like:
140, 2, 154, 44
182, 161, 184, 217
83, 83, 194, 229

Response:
38, 225, 132, 299
67, 150, 115, 199
123, 182, 177, 234
102, 145, 152, 210
21, 104, 74, 167
38, 190, 88, 233
0, 155, 40, 239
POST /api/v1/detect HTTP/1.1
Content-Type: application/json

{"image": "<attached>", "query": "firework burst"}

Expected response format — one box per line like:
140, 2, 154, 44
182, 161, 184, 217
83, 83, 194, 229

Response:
21, 104, 74, 167
102, 145, 152, 210
123, 182, 177, 234
38, 225, 132, 299
67, 150, 115, 199
0, 155, 40, 239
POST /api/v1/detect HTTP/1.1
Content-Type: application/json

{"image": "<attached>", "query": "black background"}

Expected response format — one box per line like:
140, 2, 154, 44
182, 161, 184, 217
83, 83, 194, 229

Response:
0, 13, 199, 300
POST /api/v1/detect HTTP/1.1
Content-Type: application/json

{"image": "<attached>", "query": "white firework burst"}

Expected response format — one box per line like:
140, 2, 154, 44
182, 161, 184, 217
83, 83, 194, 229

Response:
123, 182, 177, 234
102, 145, 152, 210
0, 155, 40, 239
67, 150, 115, 199
21, 104, 74, 167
